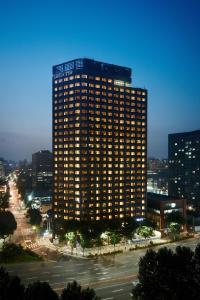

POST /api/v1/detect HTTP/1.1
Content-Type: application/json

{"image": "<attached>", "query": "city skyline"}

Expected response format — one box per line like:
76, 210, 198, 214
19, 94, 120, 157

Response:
1, 0, 200, 160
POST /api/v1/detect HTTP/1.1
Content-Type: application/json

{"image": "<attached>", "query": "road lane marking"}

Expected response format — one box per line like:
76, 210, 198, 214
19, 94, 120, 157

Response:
112, 288, 123, 293
27, 277, 37, 280
99, 277, 111, 281
95, 282, 131, 291
102, 298, 114, 300
66, 277, 75, 281
77, 271, 87, 275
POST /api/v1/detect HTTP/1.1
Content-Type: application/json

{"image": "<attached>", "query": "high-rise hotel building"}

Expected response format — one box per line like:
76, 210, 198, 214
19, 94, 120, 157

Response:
52, 58, 147, 221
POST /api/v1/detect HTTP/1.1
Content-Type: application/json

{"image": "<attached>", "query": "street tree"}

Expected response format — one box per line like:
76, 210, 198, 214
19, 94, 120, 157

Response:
80, 233, 91, 256
121, 217, 138, 241
24, 281, 59, 300
109, 232, 121, 250
0, 210, 17, 240
168, 222, 181, 241
136, 225, 154, 239
27, 208, 42, 226
65, 232, 77, 254
0, 192, 10, 211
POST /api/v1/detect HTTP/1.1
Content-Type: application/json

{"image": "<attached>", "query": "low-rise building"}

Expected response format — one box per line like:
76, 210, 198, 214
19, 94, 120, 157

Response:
147, 192, 187, 232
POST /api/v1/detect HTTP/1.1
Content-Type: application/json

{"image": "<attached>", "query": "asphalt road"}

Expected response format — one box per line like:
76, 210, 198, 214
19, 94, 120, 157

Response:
9, 180, 36, 244
4, 237, 200, 300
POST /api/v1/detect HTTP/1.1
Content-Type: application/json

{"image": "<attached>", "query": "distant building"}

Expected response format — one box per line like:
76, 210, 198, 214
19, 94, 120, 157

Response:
147, 192, 187, 231
147, 158, 168, 195
52, 58, 147, 221
168, 130, 200, 208
29, 190, 52, 215
32, 150, 53, 193
0, 160, 5, 179
148, 158, 168, 172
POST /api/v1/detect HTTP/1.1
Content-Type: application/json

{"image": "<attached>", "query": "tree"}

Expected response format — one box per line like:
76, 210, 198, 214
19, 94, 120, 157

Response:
65, 232, 77, 254
95, 235, 103, 254
168, 222, 181, 241
132, 245, 200, 300
0, 192, 10, 210
121, 217, 138, 241
24, 281, 59, 300
61, 281, 100, 300
0, 267, 24, 300
80, 233, 91, 256
0, 243, 41, 263
0, 210, 17, 240
136, 226, 154, 239
27, 208, 42, 226
109, 232, 121, 250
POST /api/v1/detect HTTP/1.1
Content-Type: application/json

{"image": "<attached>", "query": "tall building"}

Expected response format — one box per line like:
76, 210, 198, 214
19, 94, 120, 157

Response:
32, 150, 53, 192
52, 58, 147, 221
168, 130, 200, 207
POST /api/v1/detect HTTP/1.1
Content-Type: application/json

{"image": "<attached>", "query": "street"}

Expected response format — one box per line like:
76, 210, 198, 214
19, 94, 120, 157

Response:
9, 180, 36, 244
4, 237, 200, 299
5, 178, 200, 299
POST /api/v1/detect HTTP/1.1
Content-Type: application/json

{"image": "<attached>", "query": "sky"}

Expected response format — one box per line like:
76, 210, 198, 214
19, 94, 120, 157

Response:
0, 0, 200, 161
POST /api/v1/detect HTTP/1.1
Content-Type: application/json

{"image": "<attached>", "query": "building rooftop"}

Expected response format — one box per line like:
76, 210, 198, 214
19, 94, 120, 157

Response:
169, 130, 200, 137
147, 193, 186, 211
53, 58, 132, 83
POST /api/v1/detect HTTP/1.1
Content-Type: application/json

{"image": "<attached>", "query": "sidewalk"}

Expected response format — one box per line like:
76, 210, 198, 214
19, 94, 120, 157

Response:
55, 237, 169, 258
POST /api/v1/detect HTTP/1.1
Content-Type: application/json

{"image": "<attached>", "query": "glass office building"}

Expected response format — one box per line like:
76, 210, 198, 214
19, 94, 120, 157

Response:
52, 58, 147, 221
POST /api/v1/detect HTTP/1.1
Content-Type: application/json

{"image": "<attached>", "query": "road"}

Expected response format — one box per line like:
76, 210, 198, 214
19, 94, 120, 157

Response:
4, 237, 200, 299
9, 180, 36, 244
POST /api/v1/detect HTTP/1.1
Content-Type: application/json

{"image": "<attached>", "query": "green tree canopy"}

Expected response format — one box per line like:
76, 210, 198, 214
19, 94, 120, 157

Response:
0, 192, 10, 211
132, 245, 200, 300
24, 281, 59, 300
136, 226, 154, 239
121, 217, 138, 239
168, 222, 181, 241
61, 281, 100, 300
0, 267, 24, 300
27, 208, 42, 226
0, 210, 17, 239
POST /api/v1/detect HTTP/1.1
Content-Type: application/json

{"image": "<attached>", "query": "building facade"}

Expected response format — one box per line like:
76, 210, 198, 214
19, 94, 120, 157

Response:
147, 192, 187, 232
168, 130, 200, 207
32, 150, 53, 192
52, 58, 147, 221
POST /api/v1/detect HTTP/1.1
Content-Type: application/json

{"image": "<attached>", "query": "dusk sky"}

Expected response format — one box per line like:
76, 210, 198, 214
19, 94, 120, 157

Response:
0, 0, 200, 161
